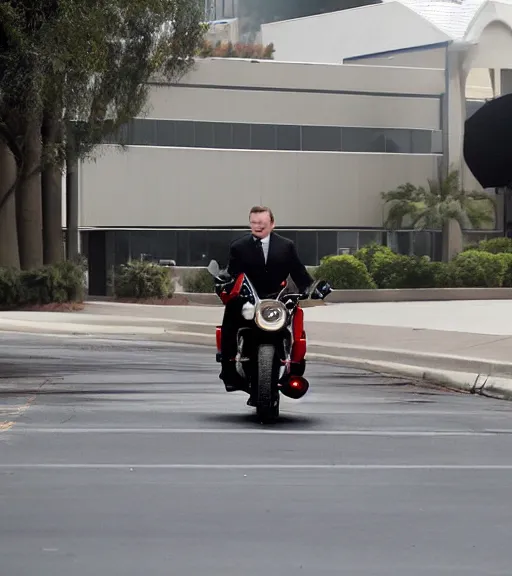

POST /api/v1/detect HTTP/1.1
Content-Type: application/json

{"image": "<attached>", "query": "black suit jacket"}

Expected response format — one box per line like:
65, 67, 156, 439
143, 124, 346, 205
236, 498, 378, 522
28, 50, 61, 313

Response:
227, 232, 313, 297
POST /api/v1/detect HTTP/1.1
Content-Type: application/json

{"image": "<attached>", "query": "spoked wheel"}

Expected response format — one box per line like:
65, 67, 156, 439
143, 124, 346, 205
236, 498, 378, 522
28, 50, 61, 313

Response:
255, 343, 280, 423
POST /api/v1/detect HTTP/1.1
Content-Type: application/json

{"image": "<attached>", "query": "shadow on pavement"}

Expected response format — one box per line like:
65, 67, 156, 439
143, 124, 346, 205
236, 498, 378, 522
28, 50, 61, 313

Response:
202, 411, 323, 429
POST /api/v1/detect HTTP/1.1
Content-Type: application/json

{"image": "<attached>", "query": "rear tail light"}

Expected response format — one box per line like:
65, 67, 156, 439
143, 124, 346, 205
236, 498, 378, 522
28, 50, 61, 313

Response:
280, 376, 309, 399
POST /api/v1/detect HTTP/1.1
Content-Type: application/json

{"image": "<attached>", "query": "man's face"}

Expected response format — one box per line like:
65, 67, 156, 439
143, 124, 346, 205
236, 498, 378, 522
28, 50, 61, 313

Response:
250, 211, 274, 239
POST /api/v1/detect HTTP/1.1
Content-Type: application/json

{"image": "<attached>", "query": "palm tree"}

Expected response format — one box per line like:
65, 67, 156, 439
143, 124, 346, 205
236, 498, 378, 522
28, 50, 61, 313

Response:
381, 169, 496, 261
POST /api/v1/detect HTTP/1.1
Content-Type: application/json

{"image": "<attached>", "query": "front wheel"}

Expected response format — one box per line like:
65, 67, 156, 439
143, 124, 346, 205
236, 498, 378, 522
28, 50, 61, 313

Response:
255, 343, 280, 423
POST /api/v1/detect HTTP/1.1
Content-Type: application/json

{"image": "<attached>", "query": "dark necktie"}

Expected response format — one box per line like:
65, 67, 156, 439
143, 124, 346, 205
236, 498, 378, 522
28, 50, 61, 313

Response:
255, 238, 265, 261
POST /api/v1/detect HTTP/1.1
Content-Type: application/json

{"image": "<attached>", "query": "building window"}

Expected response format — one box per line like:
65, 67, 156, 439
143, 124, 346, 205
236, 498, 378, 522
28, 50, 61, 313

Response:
301, 126, 342, 152
104, 228, 445, 269
277, 125, 301, 150
251, 124, 276, 150
108, 119, 441, 154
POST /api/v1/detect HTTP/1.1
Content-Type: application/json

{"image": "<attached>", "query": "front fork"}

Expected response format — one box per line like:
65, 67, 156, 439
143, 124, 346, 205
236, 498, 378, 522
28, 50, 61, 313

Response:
215, 306, 307, 371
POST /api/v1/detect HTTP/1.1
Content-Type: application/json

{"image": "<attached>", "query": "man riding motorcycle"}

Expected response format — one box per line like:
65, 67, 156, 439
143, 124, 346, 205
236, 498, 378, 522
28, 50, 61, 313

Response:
219, 205, 313, 391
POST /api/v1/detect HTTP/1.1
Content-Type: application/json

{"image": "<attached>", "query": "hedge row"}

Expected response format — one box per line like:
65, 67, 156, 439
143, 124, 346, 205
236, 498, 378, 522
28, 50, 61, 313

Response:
5, 236, 510, 309
0, 261, 85, 309
315, 239, 512, 290
111, 238, 512, 297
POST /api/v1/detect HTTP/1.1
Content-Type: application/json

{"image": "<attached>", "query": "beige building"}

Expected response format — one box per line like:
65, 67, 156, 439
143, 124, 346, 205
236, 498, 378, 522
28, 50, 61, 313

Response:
261, 0, 512, 193
79, 57, 447, 293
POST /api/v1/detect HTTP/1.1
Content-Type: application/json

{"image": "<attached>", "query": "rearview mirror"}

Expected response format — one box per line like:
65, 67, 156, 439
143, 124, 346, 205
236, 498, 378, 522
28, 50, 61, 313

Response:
207, 260, 220, 277
310, 280, 332, 300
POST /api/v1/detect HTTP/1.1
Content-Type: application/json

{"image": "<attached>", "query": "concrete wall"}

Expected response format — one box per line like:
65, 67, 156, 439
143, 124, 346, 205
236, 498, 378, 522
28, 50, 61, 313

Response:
151, 57, 445, 97
79, 145, 440, 228
260, 3, 449, 64
78, 58, 443, 230
145, 83, 441, 130
346, 46, 446, 69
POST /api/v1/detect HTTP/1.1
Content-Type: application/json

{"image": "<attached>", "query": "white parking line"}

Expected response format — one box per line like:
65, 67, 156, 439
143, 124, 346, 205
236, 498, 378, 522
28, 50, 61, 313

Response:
1, 464, 512, 470
12, 427, 512, 436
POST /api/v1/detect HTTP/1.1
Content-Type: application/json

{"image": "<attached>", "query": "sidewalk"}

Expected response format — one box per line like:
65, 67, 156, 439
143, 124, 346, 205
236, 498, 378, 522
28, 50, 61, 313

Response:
2, 300, 512, 400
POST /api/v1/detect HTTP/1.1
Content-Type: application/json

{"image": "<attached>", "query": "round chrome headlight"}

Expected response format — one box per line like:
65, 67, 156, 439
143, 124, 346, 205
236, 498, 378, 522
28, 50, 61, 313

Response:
254, 300, 288, 331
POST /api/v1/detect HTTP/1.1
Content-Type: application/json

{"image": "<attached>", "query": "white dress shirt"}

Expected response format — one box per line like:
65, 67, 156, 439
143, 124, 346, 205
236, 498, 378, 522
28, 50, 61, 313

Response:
260, 235, 270, 263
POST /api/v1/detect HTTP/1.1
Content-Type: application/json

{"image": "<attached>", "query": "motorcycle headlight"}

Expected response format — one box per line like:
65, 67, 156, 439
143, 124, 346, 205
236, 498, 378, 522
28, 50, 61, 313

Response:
254, 300, 288, 332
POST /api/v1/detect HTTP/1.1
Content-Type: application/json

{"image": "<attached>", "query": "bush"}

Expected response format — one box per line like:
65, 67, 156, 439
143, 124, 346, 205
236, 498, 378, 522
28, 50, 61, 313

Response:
314, 255, 376, 289
371, 252, 445, 289
20, 261, 85, 305
0, 261, 85, 309
182, 268, 215, 293
114, 260, 173, 299
428, 261, 455, 288
0, 267, 22, 308
468, 237, 512, 254
449, 250, 506, 287
354, 243, 395, 274
498, 253, 512, 287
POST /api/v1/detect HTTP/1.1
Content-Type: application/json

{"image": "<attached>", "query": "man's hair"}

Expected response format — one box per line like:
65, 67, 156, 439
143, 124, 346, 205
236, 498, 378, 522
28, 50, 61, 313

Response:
249, 205, 274, 223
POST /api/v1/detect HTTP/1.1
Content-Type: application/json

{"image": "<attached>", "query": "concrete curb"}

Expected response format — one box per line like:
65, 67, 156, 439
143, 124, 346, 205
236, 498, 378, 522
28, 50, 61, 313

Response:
2, 320, 512, 402
88, 286, 512, 306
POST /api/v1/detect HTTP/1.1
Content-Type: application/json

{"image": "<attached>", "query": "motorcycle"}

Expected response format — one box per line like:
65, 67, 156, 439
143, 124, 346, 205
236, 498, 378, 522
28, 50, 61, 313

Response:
207, 260, 332, 422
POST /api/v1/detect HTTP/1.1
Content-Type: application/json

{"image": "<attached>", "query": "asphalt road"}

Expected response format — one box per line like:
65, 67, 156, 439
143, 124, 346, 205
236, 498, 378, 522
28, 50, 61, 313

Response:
2, 333, 512, 576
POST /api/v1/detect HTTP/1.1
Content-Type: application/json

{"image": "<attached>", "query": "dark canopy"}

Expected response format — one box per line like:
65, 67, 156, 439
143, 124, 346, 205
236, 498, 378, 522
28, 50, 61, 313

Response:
463, 93, 512, 189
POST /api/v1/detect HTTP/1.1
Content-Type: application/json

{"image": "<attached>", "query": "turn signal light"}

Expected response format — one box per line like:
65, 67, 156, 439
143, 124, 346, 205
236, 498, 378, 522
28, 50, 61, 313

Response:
280, 376, 309, 399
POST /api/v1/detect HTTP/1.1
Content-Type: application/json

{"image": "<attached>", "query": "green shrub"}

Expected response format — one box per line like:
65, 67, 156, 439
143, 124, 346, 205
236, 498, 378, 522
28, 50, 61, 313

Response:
497, 253, 512, 287
449, 250, 506, 287
314, 255, 376, 289
182, 268, 215, 293
114, 260, 173, 299
428, 261, 455, 288
469, 237, 512, 254
0, 261, 85, 308
371, 252, 447, 289
0, 267, 21, 308
354, 242, 395, 273
19, 261, 85, 305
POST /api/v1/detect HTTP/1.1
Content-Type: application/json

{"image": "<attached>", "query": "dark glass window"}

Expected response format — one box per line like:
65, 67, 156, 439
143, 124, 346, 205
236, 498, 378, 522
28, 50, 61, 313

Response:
337, 231, 358, 253
128, 119, 157, 145
105, 118, 436, 155
113, 230, 131, 265
342, 128, 386, 152
213, 123, 233, 148
318, 231, 337, 261
156, 120, 175, 146
277, 125, 300, 150
175, 121, 195, 147
431, 130, 443, 154
188, 231, 209, 266
194, 122, 214, 148
302, 126, 341, 151
296, 231, 317, 265
384, 129, 411, 153
411, 130, 432, 154
250, 124, 276, 150
358, 231, 384, 249
232, 123, 251, 149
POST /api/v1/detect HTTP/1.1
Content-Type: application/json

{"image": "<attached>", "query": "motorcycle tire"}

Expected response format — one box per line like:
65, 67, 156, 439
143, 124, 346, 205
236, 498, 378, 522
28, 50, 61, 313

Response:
256, 343, 280, 423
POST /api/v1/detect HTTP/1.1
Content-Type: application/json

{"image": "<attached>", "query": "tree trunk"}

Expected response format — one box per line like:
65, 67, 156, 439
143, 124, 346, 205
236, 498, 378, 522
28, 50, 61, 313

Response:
42, 112, 64, 265
0, 140, 20, 268
42, 162, 63, 264
442, 219, 463, 262
16, 119, 43, 270
65, 135, 79, 262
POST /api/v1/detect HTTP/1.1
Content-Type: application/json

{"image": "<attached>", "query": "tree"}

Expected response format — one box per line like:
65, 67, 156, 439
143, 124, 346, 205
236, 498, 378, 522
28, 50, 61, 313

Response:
0, 0, 205, 269
381, 169, 497, 261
